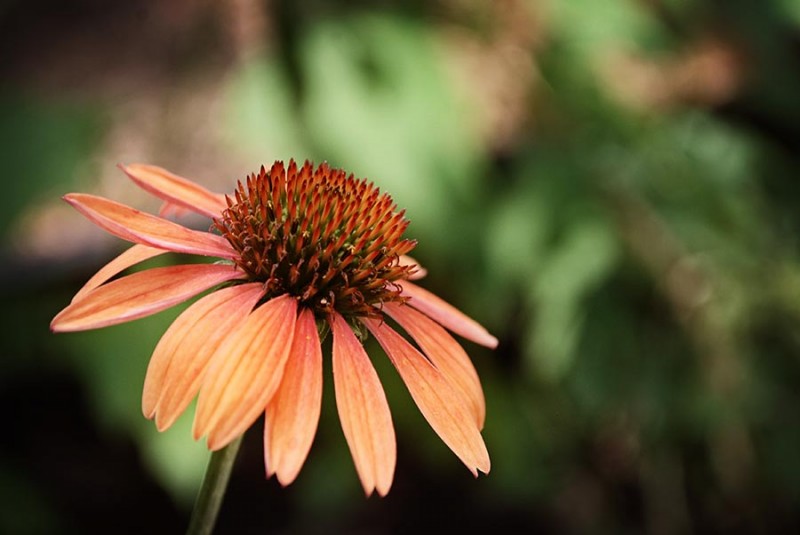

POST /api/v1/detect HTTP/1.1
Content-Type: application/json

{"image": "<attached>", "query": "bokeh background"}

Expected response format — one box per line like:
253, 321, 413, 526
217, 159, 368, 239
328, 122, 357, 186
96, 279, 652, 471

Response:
3, 0, 800, 533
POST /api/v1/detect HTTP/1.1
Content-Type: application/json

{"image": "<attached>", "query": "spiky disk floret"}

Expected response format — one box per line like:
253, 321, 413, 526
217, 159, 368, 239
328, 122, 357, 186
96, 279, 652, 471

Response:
214, 160, 416, 318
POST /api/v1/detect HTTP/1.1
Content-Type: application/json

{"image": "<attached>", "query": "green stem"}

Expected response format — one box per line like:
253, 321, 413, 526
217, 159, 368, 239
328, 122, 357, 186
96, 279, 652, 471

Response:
186, 435, 243, 535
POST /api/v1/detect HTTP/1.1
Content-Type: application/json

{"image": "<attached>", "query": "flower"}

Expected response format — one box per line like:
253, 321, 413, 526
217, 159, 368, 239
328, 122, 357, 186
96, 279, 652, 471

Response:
51, 160, 498, 496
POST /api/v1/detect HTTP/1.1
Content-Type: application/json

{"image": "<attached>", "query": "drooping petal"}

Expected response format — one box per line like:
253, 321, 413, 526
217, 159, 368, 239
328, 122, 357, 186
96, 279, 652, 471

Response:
63, 193, 236, 259
363, 317, 490, 477
330, 312, 396, 497
194, 295, 297, 451
51, 263, 244, 333
399, 254, 427, 280
142, 283, 266, 429
119, 163, 227, 219
399, 281, 498, 349
72, 244, 167, 303
384, 302, 486, 429
264, 309, 323, 486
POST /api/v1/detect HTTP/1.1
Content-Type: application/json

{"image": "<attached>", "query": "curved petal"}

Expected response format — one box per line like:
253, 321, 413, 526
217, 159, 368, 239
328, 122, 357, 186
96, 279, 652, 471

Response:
399, 281, 498, 349
264, 309, 323, 486
72, 244, 167, 303
119, 163, 227, 219
399, 254, 426, 280
51, 263, 244, 332
331, 312, 396, 497
194, 295, 297, 450
63, 193, 236, 259
142, 283, 266, 429
384, 302, 485, 429
363, 317, 490, 476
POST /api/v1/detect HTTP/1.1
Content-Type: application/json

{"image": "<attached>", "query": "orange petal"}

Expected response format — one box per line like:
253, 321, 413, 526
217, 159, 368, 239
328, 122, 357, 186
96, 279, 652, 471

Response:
264, 309, 323, 486
142, 283, 265, 428
331, 312, 396, 497
384, 302, 486, 429
63, 193, 236, 259
399, 254, 427, 280
72, 244, 167, 303
194, 295, 297, 450
119, 163, 227, 219
399, 281, 498, 349
158, 201, 191, 219
51, 263, 244, 332
363, 317, 490, 476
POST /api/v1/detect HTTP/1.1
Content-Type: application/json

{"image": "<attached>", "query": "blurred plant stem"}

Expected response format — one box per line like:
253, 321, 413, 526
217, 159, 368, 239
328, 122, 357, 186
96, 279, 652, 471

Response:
186, 435, 243, 535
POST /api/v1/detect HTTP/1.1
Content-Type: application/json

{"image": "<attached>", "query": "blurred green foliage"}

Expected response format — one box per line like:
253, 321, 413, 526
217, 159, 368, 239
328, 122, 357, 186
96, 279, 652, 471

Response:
3, 0, 800, 533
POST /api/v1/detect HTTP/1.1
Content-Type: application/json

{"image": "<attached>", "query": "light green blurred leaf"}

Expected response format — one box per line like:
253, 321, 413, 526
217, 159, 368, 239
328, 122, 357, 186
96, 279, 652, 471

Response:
300, 14, 484, 235
224, 59, 309, 163
486, 184, 553, 287
549, 0, 666, 60
779, 0, 800, 25
527, 214, 619, 381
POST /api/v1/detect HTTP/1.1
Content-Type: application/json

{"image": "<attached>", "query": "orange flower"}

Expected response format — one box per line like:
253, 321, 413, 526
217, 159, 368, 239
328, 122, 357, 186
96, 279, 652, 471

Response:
51, 160, 497, 496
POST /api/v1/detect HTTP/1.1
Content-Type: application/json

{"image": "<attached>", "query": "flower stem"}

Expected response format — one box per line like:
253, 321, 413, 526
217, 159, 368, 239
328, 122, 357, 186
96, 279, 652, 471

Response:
186, 435, 243, 535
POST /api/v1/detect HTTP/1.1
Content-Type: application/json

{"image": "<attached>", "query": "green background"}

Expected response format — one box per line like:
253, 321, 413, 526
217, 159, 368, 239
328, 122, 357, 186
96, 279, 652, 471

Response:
2, 0, 800, 533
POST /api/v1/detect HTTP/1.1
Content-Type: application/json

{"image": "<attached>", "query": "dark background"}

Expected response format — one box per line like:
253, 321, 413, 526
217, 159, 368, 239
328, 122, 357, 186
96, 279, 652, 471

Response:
2, 0, 800, 533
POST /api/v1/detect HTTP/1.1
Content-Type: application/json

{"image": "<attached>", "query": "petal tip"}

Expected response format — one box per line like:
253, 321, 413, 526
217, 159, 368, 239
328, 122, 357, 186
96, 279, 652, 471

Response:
483, 333, 499, 349
274, 470, 299, 488
155, 414, 174, 432
191, 419, 205, 442
207, 436, 224, 451
477, 453, 491, 475
375, 482, 392, 497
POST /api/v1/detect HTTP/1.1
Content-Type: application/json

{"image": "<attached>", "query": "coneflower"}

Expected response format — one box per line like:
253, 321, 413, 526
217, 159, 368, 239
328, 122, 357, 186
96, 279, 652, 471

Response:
51, 160, 497, 500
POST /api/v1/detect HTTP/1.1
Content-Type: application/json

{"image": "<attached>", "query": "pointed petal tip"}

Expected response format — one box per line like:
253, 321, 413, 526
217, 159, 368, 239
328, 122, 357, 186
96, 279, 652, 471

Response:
142, 399, 156, 420
49, 310, 77, 333
191, 419, 205, 443
274, 470, 299, 488
483, 333, 500, 350
467, 460, 490, 478
376, 481, 392, 497
360, 477, 392, 497
207, 435, 225, 452
154, 414, 175, 432
207, 430, 246, 452
477, 450, 491, 475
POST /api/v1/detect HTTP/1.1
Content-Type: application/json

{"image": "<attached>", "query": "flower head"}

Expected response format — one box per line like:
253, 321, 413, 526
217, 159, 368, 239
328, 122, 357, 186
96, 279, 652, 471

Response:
51, 160, 497, 496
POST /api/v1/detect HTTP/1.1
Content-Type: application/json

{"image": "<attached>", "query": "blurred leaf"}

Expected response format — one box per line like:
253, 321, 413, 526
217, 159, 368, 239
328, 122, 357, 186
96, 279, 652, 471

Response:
224, 59, 309, 163
779, 0, 800, 23
549, 0, 668, 61
527, 213, 619, 381
300, 14, 484, 237
486, 182, 553, 288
